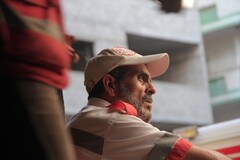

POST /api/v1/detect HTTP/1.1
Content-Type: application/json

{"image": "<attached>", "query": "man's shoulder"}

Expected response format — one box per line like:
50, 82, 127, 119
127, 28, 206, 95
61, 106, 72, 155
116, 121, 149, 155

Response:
66, 104, 149, 132
69, 105, 141, 123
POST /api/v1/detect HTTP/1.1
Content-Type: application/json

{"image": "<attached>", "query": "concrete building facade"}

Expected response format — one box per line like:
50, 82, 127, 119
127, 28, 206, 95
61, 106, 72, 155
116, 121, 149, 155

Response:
196, 0, 240, 123
61, 0, 213, 131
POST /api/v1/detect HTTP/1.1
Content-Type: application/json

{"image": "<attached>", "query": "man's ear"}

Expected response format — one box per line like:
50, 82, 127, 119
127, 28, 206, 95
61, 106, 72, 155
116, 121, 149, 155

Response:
102, 74, 116, 97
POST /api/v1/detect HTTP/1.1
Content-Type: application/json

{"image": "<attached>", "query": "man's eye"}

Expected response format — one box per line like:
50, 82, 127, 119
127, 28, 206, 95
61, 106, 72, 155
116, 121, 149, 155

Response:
138, 74, 145, 81
138, 73, 151, 83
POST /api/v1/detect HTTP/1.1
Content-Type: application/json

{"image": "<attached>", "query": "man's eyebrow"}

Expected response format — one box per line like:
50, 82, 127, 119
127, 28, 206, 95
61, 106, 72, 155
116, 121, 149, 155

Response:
139, 70, 150, 76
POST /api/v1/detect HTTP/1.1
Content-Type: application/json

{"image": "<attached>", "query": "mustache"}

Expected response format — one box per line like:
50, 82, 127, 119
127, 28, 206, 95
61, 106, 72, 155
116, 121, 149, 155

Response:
142, 94, 153, 103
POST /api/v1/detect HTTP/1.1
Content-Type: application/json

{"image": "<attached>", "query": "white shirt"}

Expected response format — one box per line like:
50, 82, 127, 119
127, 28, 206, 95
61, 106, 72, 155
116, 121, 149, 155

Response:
66, 98, 192, 160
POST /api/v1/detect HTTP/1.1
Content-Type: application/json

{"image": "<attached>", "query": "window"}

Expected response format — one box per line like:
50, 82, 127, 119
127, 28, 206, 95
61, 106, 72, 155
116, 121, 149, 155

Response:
71, 40, 93, 71
209, 78, 226, 97
200, 5, 218, 25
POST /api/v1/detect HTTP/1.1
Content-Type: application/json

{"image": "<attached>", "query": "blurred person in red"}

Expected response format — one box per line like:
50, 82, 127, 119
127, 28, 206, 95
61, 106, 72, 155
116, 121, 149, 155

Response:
0, 0, 79, 159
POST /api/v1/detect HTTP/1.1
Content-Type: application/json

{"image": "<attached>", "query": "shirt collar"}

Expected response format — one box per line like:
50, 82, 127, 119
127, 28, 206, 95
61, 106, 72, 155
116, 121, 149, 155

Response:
88, 98, 137, 116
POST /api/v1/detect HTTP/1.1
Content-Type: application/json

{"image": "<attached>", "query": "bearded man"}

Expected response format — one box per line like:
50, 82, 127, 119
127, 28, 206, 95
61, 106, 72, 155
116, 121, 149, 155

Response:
66, 47, 230, 160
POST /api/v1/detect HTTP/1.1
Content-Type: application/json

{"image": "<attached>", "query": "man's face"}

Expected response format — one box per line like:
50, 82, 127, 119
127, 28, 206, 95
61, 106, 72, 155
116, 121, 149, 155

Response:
115, 64, 156, 122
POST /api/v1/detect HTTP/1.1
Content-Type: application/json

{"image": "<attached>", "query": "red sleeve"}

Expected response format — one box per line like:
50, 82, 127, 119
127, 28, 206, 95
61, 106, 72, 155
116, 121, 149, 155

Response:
165, 138, 192, 160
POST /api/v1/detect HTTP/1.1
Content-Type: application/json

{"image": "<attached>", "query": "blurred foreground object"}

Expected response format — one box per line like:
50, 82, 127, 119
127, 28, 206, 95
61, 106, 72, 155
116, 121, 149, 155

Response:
0, 0, 76, 159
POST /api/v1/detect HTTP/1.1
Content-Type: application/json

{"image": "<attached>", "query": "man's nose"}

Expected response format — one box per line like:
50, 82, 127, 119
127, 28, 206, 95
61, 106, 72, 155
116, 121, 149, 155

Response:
147, 82, 156, 95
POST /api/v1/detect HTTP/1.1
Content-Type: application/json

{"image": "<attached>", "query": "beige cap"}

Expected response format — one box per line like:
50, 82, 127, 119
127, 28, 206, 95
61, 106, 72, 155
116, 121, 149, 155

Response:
84, 47, 169, 93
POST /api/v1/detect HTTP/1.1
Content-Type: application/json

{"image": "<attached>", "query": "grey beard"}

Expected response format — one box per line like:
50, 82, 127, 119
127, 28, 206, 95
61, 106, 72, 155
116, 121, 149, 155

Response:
118, 82, 152, 122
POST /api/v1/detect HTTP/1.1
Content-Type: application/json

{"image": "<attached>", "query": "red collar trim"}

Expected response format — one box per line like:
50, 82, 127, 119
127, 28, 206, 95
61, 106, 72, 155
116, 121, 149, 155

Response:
107, 100, 137, 116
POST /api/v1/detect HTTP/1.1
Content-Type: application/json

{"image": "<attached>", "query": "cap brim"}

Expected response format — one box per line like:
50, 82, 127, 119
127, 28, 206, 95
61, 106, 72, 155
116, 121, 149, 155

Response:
121, 53, 169, 78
